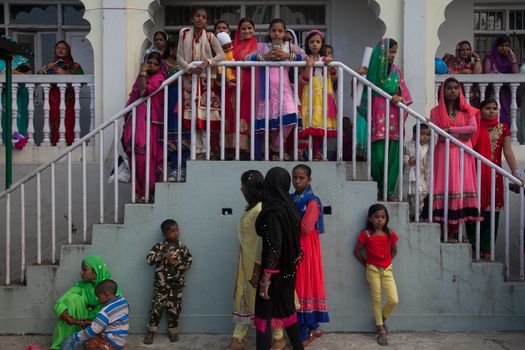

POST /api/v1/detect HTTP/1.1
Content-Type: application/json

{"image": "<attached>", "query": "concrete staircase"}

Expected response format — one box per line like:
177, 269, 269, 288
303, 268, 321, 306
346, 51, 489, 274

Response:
1, 161, 524, 334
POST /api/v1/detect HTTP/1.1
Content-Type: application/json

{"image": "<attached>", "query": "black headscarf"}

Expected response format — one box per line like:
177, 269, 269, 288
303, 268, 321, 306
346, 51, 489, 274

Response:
256, 167, 301, 277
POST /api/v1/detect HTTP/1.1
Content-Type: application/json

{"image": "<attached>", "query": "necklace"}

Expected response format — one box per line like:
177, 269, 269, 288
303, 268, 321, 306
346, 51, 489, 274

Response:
448, 110, 457, 120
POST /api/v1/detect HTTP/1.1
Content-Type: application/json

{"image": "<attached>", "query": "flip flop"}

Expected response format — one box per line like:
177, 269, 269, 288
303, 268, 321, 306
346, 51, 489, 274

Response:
376, 330, 388, 346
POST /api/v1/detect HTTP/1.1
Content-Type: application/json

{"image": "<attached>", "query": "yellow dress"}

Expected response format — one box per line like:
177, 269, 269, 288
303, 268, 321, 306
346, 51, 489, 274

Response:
300, 59, 337, 137
233, 202, 262, 323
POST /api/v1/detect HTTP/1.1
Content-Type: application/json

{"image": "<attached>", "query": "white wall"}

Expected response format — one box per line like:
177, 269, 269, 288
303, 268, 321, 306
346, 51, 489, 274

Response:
437, 0, 525, 57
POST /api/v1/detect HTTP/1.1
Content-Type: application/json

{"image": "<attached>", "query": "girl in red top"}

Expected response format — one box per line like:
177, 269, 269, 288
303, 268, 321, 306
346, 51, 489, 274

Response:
354, 204, 398, 346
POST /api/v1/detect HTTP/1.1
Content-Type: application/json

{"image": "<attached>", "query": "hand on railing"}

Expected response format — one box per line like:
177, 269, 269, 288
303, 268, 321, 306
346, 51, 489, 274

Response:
391, 95, 404, 105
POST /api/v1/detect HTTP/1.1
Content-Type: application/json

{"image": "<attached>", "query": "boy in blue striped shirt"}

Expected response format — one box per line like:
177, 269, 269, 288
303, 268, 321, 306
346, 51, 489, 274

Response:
61, 279, 129, 350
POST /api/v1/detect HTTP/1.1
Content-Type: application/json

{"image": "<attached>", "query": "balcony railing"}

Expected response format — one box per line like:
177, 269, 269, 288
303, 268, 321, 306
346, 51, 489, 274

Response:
435, 74, 525, 143
0, 74, 95, 147
0, 63, 524, 285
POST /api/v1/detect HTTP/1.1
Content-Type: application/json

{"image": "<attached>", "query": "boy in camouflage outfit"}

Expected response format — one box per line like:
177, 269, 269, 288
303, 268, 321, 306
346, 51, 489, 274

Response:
144, 219, 192, 344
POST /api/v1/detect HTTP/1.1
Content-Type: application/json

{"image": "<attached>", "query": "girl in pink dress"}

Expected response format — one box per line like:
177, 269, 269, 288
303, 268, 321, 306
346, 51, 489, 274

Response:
430, 77, 482, 240
246, 18, 304, 160
291, 164, 328, 346
121, 52, 165, 202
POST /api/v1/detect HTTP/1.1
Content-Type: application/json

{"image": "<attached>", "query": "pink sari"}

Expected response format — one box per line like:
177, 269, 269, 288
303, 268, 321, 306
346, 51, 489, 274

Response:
121, 70, 165, 199
430, 79, 482, 226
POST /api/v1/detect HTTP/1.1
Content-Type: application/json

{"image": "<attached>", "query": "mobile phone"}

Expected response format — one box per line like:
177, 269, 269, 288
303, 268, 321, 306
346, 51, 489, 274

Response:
55, 59, 67, 69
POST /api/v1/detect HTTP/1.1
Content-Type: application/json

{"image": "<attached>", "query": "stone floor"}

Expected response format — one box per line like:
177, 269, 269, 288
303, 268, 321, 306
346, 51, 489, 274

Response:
3, 331, 525, 350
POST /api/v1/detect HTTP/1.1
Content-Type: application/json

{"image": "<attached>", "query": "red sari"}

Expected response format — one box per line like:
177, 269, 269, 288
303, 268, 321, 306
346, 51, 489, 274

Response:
46, 58, 83, 145
474, 118, 509, 211
232, 24, 258, 153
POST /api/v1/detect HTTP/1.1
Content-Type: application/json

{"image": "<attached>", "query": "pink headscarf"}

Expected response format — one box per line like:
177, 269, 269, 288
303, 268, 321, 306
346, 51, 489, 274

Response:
431, 77, 478, 130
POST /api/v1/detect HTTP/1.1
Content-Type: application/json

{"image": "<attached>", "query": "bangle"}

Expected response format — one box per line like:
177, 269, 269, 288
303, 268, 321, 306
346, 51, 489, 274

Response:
140, 71, 147, 77
302, 75, 310, 82
513, 171, 523, 178
257, 54, 264, 61
259, 279, 270, 287
290, 53, 296, 61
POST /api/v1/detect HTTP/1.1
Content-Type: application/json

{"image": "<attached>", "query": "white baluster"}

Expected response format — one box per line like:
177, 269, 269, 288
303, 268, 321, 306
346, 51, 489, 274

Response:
42, 84, 51, 146
11, 83, 18, 134
478, 83, 488, 103
37, 172, 41, 264
58, 83, 67, 145
88, 83, 95, 133
20, 184, 25, 282
51, 162, 56, 263
493, 83, 502, 114
462, 83, 472, 105
26, 84, 35, 145
73, 83, 81, 142
509, 83, 519, 143
434, 82, 440, 105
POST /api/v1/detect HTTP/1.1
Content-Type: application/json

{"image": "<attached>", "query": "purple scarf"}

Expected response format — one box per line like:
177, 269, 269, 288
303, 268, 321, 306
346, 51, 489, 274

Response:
489, 35, 513, 73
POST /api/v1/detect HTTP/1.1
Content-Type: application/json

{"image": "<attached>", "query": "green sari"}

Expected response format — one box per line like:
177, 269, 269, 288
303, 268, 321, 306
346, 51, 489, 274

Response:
50, 256, 113, 350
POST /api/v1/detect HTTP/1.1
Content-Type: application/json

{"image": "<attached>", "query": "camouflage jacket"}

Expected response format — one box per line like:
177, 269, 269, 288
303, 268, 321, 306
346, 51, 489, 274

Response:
146, 240, 192, 287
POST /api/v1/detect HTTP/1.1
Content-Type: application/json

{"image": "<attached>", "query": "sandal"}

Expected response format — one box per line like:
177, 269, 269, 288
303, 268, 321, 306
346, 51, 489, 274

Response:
270, 337, 287, 350
143, 332, 154, 345
376, 330, 388, 346
302, 332, 315, 347
226, 337, 245, 350
196, 152, 206, 160
312, 328, 324, 338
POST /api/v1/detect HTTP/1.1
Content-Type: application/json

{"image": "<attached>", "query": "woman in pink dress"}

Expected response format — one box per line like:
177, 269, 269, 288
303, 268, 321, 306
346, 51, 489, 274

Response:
291, 164, 328, 346
121, 52, 165, 202
430, 77, 482, 241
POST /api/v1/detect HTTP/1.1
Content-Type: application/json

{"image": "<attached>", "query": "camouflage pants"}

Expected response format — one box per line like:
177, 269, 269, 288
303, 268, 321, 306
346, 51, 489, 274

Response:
147, 283, 183, 334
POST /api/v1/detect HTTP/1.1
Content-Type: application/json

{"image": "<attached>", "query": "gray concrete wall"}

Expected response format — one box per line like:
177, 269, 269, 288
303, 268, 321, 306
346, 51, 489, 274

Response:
1, 161, 524, 335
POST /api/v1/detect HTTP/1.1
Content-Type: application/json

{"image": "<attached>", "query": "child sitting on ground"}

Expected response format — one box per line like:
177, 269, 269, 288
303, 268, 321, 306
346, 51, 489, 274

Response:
403, 123, 431, 221
61, 279, 129, 350
144, 219, 193, 344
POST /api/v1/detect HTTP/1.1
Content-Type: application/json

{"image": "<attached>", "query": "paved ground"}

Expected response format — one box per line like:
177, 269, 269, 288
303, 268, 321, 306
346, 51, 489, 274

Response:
3, 332, 525, 350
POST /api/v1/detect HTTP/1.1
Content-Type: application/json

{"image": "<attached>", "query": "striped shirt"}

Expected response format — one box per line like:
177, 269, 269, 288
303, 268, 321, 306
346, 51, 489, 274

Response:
74, 295, 129, 349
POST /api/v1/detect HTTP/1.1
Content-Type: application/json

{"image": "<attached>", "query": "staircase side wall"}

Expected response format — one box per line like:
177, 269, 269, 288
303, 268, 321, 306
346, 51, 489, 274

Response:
1, 162, 524, 334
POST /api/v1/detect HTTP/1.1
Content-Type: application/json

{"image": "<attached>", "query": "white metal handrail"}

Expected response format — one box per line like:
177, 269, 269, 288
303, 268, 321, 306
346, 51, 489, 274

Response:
1, 60, 524, 286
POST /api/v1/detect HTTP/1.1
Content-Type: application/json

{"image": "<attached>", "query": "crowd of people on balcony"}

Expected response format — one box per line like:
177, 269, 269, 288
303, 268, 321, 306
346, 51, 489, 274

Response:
118, 8, 524, 256
123, 7, 368, 203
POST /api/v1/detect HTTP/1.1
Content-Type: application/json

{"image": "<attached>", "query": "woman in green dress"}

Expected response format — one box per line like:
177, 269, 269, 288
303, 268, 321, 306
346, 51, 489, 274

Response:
50, 255, 114, 349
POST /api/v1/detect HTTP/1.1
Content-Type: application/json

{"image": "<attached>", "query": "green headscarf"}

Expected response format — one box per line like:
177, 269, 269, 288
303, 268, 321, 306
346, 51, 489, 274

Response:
356, 38, 401, 158
359, 38, 401, 114
82, 255, 111, 285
